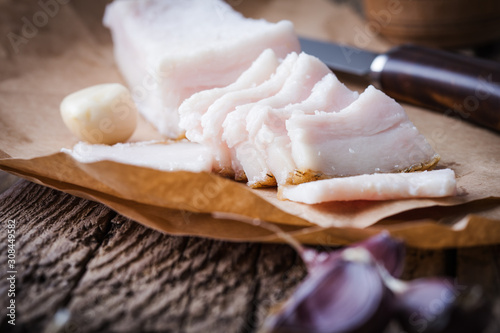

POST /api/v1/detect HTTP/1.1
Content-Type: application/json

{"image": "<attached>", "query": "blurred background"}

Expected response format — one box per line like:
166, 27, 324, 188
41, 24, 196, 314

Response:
231, 0, 500, 59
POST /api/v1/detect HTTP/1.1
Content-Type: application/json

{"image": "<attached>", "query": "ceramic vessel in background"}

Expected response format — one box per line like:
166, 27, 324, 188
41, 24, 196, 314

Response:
363, 0, 500, 48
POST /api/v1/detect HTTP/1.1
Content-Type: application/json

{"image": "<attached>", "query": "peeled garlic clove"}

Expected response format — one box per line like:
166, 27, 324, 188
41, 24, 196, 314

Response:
263, 248, 394, 333
303, 232, 405, 278
60, 83, 138, 145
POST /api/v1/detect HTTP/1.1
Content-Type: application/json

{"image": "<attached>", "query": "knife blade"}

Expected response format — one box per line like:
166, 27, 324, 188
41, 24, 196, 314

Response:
299, 37, 500, 133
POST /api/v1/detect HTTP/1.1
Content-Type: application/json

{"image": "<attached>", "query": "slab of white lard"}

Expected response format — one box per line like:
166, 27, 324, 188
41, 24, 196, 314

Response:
103, 0, 300, 138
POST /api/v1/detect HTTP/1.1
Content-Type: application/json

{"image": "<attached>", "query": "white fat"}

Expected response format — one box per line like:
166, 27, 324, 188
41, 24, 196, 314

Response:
197, 52, 299, 173
287, 85, 438, 177
179, 49, 280, 143
258, 74, 358, 185
280, 169, 457, 203
103, 0, 300, 138
222, 53, 335, 185
223, 68, 358, 186
63, 141, 214, 173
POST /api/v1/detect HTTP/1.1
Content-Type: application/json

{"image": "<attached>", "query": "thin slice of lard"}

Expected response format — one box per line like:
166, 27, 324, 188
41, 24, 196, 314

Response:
279, 169, 457, 203
63, 141, 213, 173
287, 85, 440, 184
103, 0, 300, 138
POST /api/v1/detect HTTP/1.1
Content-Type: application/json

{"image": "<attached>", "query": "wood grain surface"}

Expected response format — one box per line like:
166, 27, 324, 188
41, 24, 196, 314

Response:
0, 178, 499, 332
0, 180, 307, 332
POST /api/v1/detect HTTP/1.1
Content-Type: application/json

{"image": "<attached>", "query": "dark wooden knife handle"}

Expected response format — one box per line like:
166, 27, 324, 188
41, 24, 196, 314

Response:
376, 45, 500, 132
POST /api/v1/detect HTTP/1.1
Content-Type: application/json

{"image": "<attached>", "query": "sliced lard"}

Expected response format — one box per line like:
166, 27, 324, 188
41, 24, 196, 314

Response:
223, 54, 357, 187
103, 0, 300, 138
63, 141, 213, 173
197, 52, 300, 176
287, 85, 440, 183
237, 73, 359, 187
279, 169, 457, 203
179, 49, 280, 143
222, 53, 332, 185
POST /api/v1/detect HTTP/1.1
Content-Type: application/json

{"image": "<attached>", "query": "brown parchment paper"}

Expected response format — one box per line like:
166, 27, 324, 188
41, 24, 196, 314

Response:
1, 0, 499, 248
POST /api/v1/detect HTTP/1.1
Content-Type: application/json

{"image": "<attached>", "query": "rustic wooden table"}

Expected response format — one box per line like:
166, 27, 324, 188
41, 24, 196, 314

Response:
1, 172, 499, 332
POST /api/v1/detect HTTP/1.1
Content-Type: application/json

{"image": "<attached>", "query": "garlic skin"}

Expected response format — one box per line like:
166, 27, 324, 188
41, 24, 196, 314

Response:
263, 233, 493, 333
60, 83, 138, 145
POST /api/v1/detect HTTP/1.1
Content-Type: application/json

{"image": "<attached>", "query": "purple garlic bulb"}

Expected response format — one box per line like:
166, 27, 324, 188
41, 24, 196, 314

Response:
263, 248, 394, 333
263, 231, 492, 333
302, 232, 405, 278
